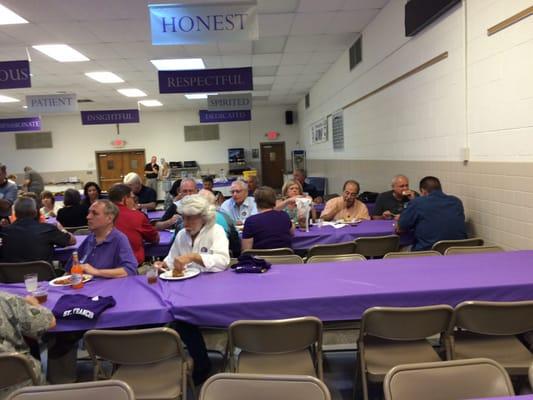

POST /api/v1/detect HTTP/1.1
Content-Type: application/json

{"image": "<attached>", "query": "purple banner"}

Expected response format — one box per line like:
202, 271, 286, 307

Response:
199, 109, 251, 123
159, 67, 253, 93
0, 117, 41, 133
0, 60, 31, 89
81, 109, 140, 125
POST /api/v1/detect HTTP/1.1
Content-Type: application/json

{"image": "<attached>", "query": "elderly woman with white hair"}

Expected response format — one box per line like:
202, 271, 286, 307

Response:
156, 194, 230, 274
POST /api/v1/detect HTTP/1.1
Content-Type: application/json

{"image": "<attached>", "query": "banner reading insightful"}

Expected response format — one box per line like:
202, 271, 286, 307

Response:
0, 117, 41, 133
81, 109, 140, 125
207, 93, 251, 111
149, 2, 258, 45
26, 93, 77, 114
0, 60, 31, 89
199, 109, 251, 123
159, 67, 253, 94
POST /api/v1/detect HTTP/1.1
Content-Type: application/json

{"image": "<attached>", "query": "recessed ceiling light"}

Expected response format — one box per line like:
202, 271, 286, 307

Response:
139, 100, 163, 107
117, 88, 147, 97
150, 58, 205, 71
185, 93, 217, 100
85, 71, 124, 83
0, 95, 20, 103
22, 105, 28, 109
0, 4, 28, 25
32, 44, 90, 62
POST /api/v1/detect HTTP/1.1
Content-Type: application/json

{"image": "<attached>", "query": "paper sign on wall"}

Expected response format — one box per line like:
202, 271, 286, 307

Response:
311, 118, 328, 144
26, 93, 77, 114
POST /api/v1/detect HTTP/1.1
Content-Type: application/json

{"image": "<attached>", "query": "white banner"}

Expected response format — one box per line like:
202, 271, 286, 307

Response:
149, 2, 258, 45
207, 93, 252, 111
26, 93, 77, 113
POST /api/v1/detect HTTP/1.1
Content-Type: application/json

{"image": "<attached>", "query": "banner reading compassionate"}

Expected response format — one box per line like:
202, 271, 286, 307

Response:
159, 67, 253, 94
0, 117, 41, 133
81, 109, 140, 125
26, 93, 77, 114
199, 110, 251, 123
149, 2, 258, 45
0, 60, 31, 89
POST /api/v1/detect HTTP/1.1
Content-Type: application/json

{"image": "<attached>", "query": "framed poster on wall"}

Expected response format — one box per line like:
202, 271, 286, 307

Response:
311, 118, 328, 144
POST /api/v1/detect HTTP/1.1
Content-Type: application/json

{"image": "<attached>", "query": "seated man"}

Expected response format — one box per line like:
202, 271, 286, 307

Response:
65, 200, 137, 278
0, 197, 75, 264
0, 291, 56, 398
123, 172, 157, 211
109, 184, 159, 265
246, 175, 259, 196
397, 176, 467, 251
0, 163, 18, 225
321, 180, 370, 221
202, 176, 224, 205
373, 175, 418, 220
293, 168, 320, 200
220, 179, 258, 225
156, 178, 197, 230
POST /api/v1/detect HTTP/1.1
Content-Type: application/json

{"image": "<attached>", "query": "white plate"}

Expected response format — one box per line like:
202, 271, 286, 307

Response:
159, 268, 200, 281
49, 274, 93, 287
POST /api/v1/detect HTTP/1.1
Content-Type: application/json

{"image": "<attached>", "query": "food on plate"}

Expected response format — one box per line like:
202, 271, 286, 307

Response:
52, 274, 91, 286
172, 268, 184, 278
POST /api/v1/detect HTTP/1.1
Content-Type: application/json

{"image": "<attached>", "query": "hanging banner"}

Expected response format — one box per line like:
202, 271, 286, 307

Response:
81, 109, 140, 125
26, 93, 77, 114
149, 2, 258, 45
207, 93, 251, 111
199, 109, 251, 123
0, 117, 41, 133
159, 67, 253, 94
0, 60, 31, 89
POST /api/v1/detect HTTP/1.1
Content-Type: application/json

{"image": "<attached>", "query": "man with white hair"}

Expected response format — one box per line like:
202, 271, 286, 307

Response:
372, 175, 417, 220
219, 179, 258, 225
123, 172, 157, 211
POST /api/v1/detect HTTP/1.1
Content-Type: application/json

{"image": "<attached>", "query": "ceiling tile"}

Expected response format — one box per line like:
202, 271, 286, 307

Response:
258, 13, 295, 37
253, 76, 276, 85
277, 64, 305, 75
342, 0, 390, 10
254, 84, 273, 91
253, 66, 279, 76
84, 20, 149, 42
298, 0, 346, 12
308, 50, 344, 64
290, 12, 335, 35
221, 55, 252, 67
218, 42, 252, 55
252, 53, 282, 66
323, 9, 380, 34
257, 0, 300, 13
284, 35, 322, 53
280, 52, 313, 66
253, 37, 287, 54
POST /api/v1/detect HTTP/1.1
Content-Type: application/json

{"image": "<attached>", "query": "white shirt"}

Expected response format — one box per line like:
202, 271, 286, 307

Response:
164, 223, 230, 273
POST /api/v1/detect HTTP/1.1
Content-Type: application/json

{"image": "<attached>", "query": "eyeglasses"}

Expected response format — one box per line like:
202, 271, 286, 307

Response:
231, 189, 243, 193
344, 191, 358, 198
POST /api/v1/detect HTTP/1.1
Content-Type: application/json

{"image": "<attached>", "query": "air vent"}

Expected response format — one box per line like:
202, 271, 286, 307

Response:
15, 131, 52, 149
184, 124, 220, 142
77, 99, 94, 103
305, 93, 310, 109
349, 35, 362, 71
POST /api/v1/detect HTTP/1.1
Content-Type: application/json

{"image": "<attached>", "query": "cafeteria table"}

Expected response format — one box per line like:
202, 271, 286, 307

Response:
4, 250, 533, 332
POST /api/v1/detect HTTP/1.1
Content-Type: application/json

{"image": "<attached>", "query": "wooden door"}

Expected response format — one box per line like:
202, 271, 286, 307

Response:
96, 150, 146, 191
123, 151, 146, 182
260, 142, 286, 190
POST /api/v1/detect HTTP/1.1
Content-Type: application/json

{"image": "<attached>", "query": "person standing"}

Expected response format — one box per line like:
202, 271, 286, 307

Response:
23, 166, 44, 196
0, 163, 17, 225
144, 156, 159, 192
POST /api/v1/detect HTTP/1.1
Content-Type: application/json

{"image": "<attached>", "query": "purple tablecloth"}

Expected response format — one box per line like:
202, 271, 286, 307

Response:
147, 210, 164, 220
313, 202, 375, 215
4, 250, 533, 331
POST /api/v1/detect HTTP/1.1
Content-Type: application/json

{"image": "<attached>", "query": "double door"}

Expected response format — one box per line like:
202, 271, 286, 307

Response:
96, 150, 146, 191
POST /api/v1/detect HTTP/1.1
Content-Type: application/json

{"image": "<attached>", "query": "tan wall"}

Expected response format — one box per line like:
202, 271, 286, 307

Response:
308, 159, 533, 251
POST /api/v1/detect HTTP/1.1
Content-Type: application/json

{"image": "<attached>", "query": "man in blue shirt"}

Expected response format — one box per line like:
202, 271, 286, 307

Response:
397, 176, 466, 251
220, 179, 258, 225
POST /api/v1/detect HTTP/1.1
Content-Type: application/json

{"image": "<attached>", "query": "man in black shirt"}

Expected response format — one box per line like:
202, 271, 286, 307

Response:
155, 178, 197, 230
124, 172, 157, 210
293, 169, 320, 201
0, 197, 75, 264
372, 175, 418, 220
144, 155, 159, 192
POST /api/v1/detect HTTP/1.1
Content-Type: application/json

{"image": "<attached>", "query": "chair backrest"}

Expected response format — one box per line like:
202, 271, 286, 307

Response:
383, 358, 514, 400
307, 242, 356, 258
451, 300, 533, 336
84, 327, 186, 366
323, 194, 338, 202
0, 261, 56, 283
7, 380, 135, 400
431, 237, 484, 254
254, 254, 304, 264
0, 352, 40, 390
383, 250, 441, 259
444, 245, 504, 255
306, 254, 366, 263
529, 362, 533, 391
200, 373, 331, 400
354, 235, 400, 258
73, 228, 90, 235
65, 226, 88, 233
242, 248, 294, 256
361, 305, 453, 341
229, 317, 322, 355
307, 177, 327, 197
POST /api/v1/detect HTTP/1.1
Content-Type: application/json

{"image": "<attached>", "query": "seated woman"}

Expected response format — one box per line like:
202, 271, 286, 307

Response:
242, 186, 294, 251
40, 190, 58, 218
275, 179, 316, 223
81, 181, 102, 208
56, 189, 88, 227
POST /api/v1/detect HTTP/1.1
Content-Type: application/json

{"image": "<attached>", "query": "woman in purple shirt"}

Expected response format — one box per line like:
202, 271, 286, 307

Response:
242, 186, 294, 250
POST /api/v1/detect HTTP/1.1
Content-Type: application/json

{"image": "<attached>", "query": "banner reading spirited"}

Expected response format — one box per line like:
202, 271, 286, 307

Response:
199, 109, 251, 123
81, 109, 140, 125
0, 117, 41, 133
149, 2, 258, 45
159, 67, 253, 94
0, 60, 31, 89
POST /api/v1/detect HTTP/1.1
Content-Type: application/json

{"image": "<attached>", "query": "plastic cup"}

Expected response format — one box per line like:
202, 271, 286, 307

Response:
24, 273, 38, 293
146, 267, 158, 284
34, 284, 48, 304
316, 218, 323, 228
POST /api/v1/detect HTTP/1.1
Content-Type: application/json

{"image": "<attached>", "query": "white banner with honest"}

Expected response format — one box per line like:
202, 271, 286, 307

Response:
26, 93, 77, 113
207, 93, 252, 111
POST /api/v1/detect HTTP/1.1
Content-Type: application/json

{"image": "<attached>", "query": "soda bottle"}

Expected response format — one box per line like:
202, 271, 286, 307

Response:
71, 251, 84, 289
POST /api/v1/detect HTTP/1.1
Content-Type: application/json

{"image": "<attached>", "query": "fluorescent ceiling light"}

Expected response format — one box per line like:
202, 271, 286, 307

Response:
0, 4, 28, 25
139, 100, 163, 107
117, 88, 147, 97
185, 93, 217, 100
32, 44, 89, 62
85, 71, 124, 83
0, 95, 20, 103
150, 58, 205, 71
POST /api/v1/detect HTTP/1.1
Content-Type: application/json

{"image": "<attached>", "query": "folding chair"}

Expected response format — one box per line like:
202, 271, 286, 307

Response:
65, 226, 89, 234
307, 242, 356, 258
354, 235, 400, 259
432, 237, 484, 254
241, 248, 294, 256
227, 317, 323, 380
444, 245, 503, 255
73, 228, 90, 235
253, 255, 304, 264
383, 250, 441, 259
0, 261, 56, 283
0, 352, 40, 391
7, 380, 135, 400
383, 358, 514, 400
307, 254, 366, 263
